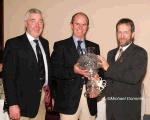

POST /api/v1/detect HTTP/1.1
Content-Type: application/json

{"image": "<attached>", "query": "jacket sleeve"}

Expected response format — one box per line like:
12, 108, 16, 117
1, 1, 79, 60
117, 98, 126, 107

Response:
2, 40, 19, 106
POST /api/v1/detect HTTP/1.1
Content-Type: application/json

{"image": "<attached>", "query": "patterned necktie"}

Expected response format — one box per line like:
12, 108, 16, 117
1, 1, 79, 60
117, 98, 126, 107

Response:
34, 40, 45, 86
77, 40, 83, 55
116, 48, 123, 61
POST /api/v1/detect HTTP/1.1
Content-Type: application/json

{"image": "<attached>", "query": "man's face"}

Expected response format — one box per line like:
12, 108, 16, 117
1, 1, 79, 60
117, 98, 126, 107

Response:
25, 13, 44, 38
117, 23, 134, 47
71, 14, 88, 39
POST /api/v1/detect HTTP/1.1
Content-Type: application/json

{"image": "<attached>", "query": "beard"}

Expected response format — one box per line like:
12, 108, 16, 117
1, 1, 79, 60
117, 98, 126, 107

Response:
118, 37, 134, 47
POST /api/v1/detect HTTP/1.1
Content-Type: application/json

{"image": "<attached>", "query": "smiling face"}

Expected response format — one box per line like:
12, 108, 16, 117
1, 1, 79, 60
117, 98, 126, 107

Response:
71, 14, 89, 39
116, 23, 134, 47
25, 13, 44, 38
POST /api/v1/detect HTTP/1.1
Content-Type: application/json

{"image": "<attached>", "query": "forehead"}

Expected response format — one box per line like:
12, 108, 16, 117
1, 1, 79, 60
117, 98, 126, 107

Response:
117, 23, 131, 31
27, 13, 43, 20
73, 14, 88, 23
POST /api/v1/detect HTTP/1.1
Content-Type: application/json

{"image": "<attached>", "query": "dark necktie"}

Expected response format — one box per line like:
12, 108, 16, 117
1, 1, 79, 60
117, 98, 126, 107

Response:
77, 40, 83, 55
34, 40, 45, 86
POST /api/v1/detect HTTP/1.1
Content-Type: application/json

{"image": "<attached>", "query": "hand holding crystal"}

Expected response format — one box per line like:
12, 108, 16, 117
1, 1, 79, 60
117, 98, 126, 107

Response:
97, 55, 109, 71
88, 73, 100, 81
74, 63, 90, 78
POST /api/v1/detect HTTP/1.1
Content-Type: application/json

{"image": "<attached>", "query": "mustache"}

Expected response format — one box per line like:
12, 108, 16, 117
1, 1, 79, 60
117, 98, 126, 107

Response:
118, 38, 133, 47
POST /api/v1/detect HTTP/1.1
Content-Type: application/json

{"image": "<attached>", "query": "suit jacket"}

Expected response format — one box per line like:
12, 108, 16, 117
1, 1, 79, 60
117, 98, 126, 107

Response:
50, 37, 100, 116
105, 43, 147, 119
2, 33, 51, 117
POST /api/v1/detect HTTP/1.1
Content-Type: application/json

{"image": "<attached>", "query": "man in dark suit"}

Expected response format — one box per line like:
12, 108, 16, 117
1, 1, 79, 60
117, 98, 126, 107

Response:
3, 8, 51, 120
98, 18, 147, 120
50, 12, 101, 120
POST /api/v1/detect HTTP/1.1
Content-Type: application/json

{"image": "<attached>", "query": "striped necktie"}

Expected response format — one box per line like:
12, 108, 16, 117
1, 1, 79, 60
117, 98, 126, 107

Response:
34, 40, 45, 86
77, 40, 83, 55
116, 48, 123, 61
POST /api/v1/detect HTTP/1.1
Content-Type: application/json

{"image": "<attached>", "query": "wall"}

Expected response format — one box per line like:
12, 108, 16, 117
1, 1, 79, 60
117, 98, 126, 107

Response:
4, 0, 150, 114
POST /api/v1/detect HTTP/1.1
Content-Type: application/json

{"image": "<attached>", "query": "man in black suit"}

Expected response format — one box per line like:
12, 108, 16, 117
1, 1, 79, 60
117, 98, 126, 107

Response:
50, 12, 101, 120
98, 18, 147, 120
3, 8, 51, 120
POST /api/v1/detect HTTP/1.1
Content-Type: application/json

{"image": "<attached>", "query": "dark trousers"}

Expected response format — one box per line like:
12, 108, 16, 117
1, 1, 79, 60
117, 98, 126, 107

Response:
45, 111, 60, 120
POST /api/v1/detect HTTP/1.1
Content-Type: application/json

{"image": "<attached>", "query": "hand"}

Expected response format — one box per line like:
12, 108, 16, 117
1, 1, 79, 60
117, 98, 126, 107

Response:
74, 63, 89, 78
43, 85, 55, 111
97, 55, 109, 71
0, 63, 2, 72
88, 74, 100, 81
43, 86, 51, 109
9, 105, 20, 120
45, 98, 55, 111
43, 86, 50, 103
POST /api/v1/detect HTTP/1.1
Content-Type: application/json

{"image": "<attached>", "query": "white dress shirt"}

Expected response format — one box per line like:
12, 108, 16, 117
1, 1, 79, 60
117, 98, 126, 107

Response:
115, 43, 132, 61
26, 32, 48, 86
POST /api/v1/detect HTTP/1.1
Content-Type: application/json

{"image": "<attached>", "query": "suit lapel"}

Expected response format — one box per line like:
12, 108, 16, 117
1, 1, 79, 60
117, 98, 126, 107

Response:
39, 37, 47, 54
39, 37, 50, 66
113, 43, 135, 63
109, 48, 118, 64
85, 40, 90, 48
20, 33, 38, 65
120, 43, 135, 61
66, 37, 79, 60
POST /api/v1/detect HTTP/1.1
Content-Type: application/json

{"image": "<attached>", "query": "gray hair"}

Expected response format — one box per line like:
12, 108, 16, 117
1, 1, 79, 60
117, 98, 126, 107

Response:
24, 8, 43, 21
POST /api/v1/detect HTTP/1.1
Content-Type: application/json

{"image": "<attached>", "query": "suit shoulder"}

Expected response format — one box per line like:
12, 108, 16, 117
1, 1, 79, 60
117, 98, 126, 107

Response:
6, 34, 23, 43
5, 34, 25, 47
134, 44, 147, 53
132, 44, 147, 59
40, 36, 48, 42
53, 37, 72, 46
86, 40, 99, 46
108, 48, 117, 54
39, 37, 49, 46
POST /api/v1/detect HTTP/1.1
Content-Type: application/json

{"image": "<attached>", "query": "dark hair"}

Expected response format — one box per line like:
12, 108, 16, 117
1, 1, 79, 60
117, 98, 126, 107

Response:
116, 18, 135, 32
71, 12, 89, 25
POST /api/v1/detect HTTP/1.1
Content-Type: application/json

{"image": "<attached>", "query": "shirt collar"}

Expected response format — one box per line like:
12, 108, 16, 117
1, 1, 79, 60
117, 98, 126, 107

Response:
119, 42, 132, 51
73, 35, 85, 46
26, 32, 39, 42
